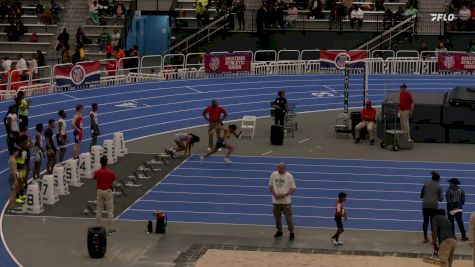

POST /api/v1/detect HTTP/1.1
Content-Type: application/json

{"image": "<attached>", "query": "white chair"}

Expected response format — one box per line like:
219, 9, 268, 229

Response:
241, 116, 257, 139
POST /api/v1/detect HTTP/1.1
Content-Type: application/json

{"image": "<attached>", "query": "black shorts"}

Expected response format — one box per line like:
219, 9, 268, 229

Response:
56, 134, 67, 147
216, 138, 226, 149
335, 215, 344, 229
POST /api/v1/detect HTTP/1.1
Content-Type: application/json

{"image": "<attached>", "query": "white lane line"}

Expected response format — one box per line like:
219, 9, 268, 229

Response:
59, 93, 79, 100
261, 151, 272, 156
323, 85, 338, 94
298, 138, 309, 143
186, 86, 202, 93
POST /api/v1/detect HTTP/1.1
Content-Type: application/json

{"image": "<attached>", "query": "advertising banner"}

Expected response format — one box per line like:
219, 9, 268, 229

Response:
204, 52, 252, 73
438, 52, 475, 72
55, 61, 101, 87
320, 50, 366, 69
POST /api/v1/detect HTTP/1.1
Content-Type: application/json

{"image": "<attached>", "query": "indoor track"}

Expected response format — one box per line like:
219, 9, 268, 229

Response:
1, 74, 475, 266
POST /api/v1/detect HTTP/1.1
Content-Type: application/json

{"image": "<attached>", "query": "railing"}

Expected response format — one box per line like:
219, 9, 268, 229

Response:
164, 13, 232, 55
4, 48, 474, 98
357, 15, 416, 51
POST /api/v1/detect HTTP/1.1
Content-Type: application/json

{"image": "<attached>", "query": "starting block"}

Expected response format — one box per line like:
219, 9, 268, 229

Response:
155, 154, 170, 165
128, 171, 151, 180
23, 181, 44, 214
146, 157, 164, 166
140, 162, 161, 172
41, 175, 59, 205
112, 180, 127, 197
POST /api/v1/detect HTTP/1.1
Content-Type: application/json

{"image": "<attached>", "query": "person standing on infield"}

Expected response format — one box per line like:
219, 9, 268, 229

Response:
446, 178, 468, 241
399, 83, 414, 141
420, 171, 443, 243
202, 99, 227, 151
272, 90, 287, 126
90, 103, 100, 151
94, 156, 117, 235
269, 162, 296, 241
332, 192, 348, 245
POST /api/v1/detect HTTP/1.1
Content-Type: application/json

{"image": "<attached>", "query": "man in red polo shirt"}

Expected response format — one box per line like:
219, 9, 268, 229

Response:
203, 99, 228, 151
94, 156, 117, 235
399, 84, 414, 141
354, 100, 377, 145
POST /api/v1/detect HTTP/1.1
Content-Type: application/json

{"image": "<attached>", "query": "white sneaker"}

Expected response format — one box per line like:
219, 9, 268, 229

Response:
224, 157, 232, 163
332, 238, 338, 245
408, 138, 414, 142
200, 156, 204, 165
218, 148, 222, 152
207, 147, 211, 151
337, 241, 344, 245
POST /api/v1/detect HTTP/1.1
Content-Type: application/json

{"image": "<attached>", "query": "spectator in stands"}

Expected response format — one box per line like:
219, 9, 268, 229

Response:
15, 20, 27, 38
128, 45, 140, 73
111, 29, 120, 49
89, 0, 101, 25
235, 0, 245, 30
98, 0, 109, 17
375, 0, 385, 11
256, 4, 265, 33
99, 14, 107, 25
458, 5, 471, 30
419, 42, 430, 59
285, 2, 298, 28
57, 28, 69, 51
309, 0, 323, 19
403, 4, 417, 17
2, 57, 12, 72
393, 6, 404, 24
79, 44, 86, 61
76, 27, 87, 46
350, 5, 363, 30
50, 0, 63, 17
275, 1, 285, 29
471, 6, 475, 31
4, 22, 17, 42
466, 39, 475, 52
72, 46, 81, 64
114, 0, 126, 22
17, 54, 27, 71
35, 1, 45, 16
383, 9, 393, 30
98, 28, 111, 53
196, 2, 205, 27
36, 50, 45, 70
435, 42, 448, 54
106, 42, 113, 58
41, 6, 54, 26
29, 53, 38, 79
11, 1, 23, 20
62, 45, 72, 63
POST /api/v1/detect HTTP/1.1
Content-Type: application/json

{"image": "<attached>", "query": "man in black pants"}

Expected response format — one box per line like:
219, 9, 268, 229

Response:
272, 90, 287, 126
446, 178, 468, 241
420, 171, 443, 243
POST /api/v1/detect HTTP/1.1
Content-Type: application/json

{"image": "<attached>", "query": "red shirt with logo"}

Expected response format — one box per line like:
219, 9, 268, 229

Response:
361, 107, 376, 121
94, 166, 116, 190
399, 91, 413, 111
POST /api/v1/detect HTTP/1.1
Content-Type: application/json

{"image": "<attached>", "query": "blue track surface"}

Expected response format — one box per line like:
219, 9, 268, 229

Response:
120, 155, 475, 231
1, 74, 475, 266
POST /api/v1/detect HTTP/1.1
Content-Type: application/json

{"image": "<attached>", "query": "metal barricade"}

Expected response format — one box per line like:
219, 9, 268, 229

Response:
140, 55, 163, 74
269, 61, 305, 75
305, 60, 320, 74
395, 50, 419, 58
277, 50, 300, 62
251, 62, 269, 76
234, 50, 254, 62
387, 57, 420, 74
254, 50, 277, 63
371, 50, 395, 59
31, 66, 53, 85
300, 49, 320, 62
118, 56, 141, 76
18, 83, 52, 96
420, 59, 438, 74
100, 75, 127, 86
8, 69, 29, 91
163, 53, 185, 70
365, 57, 386, 74
98, 58, 118, 78
185, 52, 205, 69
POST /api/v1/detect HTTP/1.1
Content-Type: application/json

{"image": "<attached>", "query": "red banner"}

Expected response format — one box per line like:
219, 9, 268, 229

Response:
204, 53, 252, 73
54, 61, 101, 87
438, 52, 475, 71
320, 50, 366, 69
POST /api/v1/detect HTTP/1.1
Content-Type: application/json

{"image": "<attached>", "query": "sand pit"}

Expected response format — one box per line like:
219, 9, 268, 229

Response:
195, 249, 472, 267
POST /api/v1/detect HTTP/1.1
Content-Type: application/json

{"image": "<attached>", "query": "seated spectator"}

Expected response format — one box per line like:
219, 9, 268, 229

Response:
466, 39, 475, 52
17, 54, 27, 71
435, 42, 448, 55
354, 100, 376, 145
114, 46, 125, 66
106, 41, 113, 58
4, 23, 18, 42
403, 4, 417, 17
285, 3, 298, 28
383, 8, 393, 30
89, 0, 101, 25
41, 6, 54, 25
76, 27, 91, 46
196, 2, 206, 27
15, 20, 27, 37
115, 0, 126, 19
50, 0, 63, 17
458, 5, 471, 30
98, 28, 111, 53
350, 5, 363, 30
111, 29, 120, 49
418, 42, 430, 59
36, 50, 46, 69
2, 57, 12, 72
309, 0, 324, 19
393, 6, 404, 23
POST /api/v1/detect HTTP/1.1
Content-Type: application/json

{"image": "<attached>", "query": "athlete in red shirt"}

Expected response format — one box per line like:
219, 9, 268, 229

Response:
202, 99, 228, 151
399, 84, 414, 141
331, 192, 347, 245
354, 100, 377, 145
71, 104, 84, 159
94, 156, 117, 235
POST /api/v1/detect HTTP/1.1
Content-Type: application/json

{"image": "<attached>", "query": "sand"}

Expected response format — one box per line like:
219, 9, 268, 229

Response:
195, 249, 473, 267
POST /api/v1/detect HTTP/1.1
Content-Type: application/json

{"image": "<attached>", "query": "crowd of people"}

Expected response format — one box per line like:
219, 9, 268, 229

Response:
4, 91, 102, 214
445, 0, 475, 31
88, 0, 126, 25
